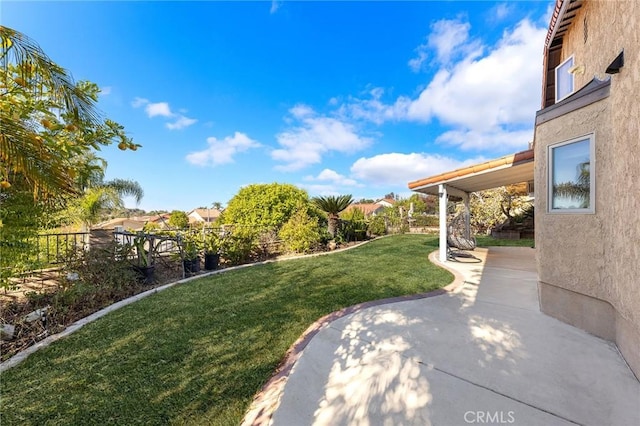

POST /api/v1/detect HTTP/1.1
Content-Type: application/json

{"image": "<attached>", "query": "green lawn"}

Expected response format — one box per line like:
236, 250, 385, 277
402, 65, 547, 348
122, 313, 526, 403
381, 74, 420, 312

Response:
475, 235, 535, 247
0, 235, 452, 425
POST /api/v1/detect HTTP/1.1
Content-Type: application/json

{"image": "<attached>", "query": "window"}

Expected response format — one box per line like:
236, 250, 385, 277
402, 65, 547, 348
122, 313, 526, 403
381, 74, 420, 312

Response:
548, 134, 594, 213
555, 55, 575, 102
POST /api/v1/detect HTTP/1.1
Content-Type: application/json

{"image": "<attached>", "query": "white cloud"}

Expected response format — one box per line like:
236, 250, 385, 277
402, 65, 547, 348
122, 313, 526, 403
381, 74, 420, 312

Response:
99, 86, 112, 96
270, 1, 282, 14
146, 102, 172, 118
186, 132, 260, 167
167, 116, 198, 130
405, 19, 545, 132
337, 88, 409, 125
350, 152, 486, 186
131, 97, 149, 108
428, 19, 475, 66
304, 168, 360, 187
340, 17, 545, 153
408, 18, 477, 72
299, 184, 341, 197
436, 128, 533, 151
493, 3, 513, 20
132, 97, 197, 130
272, 105, 372, 171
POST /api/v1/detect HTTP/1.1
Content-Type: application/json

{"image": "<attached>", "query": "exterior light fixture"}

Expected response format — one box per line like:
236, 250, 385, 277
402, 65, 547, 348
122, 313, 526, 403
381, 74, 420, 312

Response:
605, 50, 624, 74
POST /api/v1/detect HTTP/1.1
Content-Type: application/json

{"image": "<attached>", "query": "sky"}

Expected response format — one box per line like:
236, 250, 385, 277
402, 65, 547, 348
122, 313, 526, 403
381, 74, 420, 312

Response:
4, 0, 553, 212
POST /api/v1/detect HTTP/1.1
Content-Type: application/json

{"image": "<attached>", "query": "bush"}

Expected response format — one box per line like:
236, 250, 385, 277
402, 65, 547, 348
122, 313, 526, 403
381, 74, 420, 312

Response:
368, 216, 387, 236
220, 227, 257, 266
411, 215, 439, 227
257, 229, 280, 259
69, 243, 139, 296
279, 206, 323, 254
340, 208, 367, 242
43, 242, 142, 322
221, 183, 310, 232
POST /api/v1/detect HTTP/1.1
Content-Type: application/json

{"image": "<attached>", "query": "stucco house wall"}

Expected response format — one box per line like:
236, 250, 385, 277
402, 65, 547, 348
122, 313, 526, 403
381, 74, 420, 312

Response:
535, 0, 640, 377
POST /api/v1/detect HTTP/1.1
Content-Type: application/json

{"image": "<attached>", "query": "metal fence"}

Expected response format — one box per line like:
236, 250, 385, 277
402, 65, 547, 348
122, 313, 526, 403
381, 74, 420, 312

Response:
35, 232, 90, 266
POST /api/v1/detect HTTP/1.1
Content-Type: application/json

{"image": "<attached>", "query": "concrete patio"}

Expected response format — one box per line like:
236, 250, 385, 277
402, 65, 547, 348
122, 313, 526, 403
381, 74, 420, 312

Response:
263, 247, 640, 425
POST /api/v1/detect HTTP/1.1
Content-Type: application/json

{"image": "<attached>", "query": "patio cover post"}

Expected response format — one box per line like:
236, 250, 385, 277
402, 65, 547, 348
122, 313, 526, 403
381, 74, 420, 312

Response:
439, 184, 447, 262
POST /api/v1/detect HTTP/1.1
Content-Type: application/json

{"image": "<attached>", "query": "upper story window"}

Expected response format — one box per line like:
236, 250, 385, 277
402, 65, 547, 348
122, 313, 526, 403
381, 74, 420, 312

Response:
548, 134, 594, 213
555, 55, 575, 102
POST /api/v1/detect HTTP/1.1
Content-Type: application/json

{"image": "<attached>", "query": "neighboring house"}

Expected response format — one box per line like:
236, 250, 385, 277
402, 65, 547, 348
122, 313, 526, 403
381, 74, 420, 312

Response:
144, 213, 172, 229
342, 203, 385, 218
92, 217, 146, 231
188, 208, 222, 224
375, 198, 396, 208
408, 0, 639, 377
533, 0, 639, 377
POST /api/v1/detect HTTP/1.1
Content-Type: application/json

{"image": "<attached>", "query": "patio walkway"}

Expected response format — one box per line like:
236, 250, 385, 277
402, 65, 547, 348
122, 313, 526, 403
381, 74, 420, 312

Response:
256, 247, 640, 425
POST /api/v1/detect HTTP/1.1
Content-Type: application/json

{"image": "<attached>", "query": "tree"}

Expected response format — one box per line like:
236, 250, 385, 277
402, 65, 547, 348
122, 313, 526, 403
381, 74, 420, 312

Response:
278, 203, 323, 254
168, 210, 189, 229
221, 183, 310, 231
0, 27, 139, 287
553, 162, 590, 209
312, 194, 353, 238
63, 179, 144, 230
0, 26, 139, 200
468, 185, 531, 234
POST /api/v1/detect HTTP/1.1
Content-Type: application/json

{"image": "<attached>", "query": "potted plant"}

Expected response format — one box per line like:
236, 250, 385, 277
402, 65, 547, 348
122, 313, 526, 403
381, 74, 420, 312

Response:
181, 234, 201, 274
203, 231, 221, 271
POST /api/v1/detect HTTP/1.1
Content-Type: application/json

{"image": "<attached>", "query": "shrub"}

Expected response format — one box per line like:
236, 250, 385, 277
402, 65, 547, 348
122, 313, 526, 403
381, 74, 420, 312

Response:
257, 229, 280, 259
367, 215, 386, 236
221, 183, 310, 232
168, 210, 189, 229
411, 215, 439, 227
69, 243, 139, 296
279, 206, 323, 254
220, 227, 257, 266
340, 208, 367, 242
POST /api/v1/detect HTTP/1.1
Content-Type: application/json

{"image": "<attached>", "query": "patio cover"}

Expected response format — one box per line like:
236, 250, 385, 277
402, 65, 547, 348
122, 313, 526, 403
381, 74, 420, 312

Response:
407, 149, 534, 261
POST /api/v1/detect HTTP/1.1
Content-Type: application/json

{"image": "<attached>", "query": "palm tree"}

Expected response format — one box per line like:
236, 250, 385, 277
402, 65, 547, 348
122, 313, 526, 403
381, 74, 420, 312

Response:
553, 161, 590, 208
312, 195, 353, 238
65, 178, 144, 231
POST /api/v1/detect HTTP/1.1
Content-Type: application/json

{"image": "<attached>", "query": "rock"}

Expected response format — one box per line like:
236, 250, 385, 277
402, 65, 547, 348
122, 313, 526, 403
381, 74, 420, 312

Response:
1, 324, 15, 341
24, 306, 49, 323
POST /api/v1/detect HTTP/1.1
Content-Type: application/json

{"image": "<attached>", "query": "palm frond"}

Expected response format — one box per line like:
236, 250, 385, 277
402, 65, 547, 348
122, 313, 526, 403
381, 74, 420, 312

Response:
103, 179, 144, 204
1, 26, 100, 125
312, 195, 353, 215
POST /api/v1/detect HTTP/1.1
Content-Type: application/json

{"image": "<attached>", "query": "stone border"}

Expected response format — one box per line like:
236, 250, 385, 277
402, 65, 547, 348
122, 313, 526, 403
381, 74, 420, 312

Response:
0, 239, 375, 373
240, 249, 467, 426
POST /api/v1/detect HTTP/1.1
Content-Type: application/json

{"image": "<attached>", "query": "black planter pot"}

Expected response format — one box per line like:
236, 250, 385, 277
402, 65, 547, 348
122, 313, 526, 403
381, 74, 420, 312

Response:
204, 253, 220, 270
133, 265, 155, 284
183, 257, 201, 274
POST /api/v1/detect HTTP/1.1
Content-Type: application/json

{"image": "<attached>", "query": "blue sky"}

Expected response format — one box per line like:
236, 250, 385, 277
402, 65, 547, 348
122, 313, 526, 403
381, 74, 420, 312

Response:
4, 1, 553, 212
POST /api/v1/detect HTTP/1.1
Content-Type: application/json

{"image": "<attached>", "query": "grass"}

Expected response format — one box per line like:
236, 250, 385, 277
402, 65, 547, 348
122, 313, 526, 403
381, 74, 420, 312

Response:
475, 235, 535, 247
0, 235, 453, 425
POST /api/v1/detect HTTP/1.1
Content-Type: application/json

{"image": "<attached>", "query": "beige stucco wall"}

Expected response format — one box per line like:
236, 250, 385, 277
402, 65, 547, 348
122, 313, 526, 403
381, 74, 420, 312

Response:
561, 0, 639, 91
535, 0, 640, 376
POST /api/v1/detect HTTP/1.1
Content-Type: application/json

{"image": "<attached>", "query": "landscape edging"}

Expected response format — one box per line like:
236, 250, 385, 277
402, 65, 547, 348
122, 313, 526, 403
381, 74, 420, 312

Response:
240, 248, 466, 426
0, 238, 376, 372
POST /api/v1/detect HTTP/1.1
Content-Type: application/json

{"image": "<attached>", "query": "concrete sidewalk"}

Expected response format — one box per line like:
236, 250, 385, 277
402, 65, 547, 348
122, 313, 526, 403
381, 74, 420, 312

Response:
265, 247, 640, 425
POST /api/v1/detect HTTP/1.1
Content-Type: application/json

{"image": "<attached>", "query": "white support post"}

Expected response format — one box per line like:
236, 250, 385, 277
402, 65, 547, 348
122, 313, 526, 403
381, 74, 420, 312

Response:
439, 184, 448, 262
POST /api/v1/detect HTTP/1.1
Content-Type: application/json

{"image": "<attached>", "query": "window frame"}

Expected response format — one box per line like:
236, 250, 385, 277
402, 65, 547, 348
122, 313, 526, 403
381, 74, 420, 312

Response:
547, 133, 595, 214
555, 55, 575, 102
